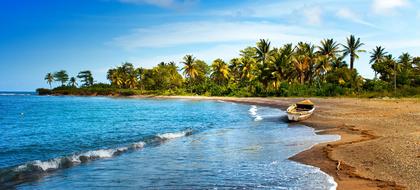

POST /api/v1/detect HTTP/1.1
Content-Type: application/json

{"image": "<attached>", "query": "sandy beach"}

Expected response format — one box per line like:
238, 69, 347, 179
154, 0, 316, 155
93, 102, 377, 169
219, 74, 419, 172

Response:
140, 96, 420, 190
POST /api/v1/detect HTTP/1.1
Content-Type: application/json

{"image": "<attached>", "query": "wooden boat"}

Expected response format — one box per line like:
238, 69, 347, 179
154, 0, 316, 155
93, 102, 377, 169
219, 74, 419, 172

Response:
286, 100, 315, 121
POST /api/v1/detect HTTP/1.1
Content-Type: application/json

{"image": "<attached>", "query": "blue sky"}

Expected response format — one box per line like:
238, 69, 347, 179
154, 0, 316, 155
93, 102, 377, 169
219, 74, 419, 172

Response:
0, 0, 419, 91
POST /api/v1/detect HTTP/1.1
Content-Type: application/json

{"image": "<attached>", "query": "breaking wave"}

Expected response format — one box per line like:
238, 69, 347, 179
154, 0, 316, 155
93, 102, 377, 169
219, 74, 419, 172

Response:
0, 93, 33, 96
0, 129, 193, 188
249, 105, 263, 121
158, 130, 193, 140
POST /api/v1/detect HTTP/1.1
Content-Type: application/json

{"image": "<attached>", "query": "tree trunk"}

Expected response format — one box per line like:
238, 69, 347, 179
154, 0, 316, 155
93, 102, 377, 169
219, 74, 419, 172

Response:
394, 61, 397, 94
300, 73, 305, 84
350, 54, 354, 70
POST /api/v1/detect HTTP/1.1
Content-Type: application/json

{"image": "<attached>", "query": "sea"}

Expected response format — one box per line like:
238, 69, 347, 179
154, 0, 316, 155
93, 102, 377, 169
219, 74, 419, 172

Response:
0, 92, 340, 189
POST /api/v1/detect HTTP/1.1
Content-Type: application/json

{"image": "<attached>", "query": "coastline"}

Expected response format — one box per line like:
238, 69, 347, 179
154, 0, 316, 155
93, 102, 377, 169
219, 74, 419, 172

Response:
133, 96, 419, 190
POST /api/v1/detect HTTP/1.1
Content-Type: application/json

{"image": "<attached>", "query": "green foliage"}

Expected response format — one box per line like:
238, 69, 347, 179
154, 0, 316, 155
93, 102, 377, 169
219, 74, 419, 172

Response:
342, 35, 365, 70
68, 77, 77, 87
211, 59, 230, 85
181, 55, 198, 80
36, 88, 52, 95
363, 79, 390, 92
77, 70, 94, 87
194, 60, 210, 83
44, 73, 54, 89
54, 70, 69, 86
40, 37, 419, 98
141, 63, 183, 90
107, 62, 139, 89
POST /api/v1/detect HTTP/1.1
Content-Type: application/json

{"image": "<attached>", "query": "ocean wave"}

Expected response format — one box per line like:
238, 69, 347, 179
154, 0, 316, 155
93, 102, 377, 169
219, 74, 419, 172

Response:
254, 115, 263, 121
248, 105, 258, 116
131, 141, 146, 149
328, 175, 338, 190
0, 129, 193, 187
11, 145, 135, 174
249, 105, 263, 121
0, 93, 33, 96
157, 129, 193, 140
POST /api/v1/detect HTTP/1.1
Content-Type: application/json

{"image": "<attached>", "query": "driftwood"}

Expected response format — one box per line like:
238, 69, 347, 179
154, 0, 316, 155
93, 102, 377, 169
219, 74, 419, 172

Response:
337, 160, 342, 171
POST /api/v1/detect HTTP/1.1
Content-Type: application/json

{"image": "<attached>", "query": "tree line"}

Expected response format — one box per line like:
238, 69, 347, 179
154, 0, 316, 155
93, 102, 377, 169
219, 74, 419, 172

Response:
42, 35, 420, 97
44, 70, 94, 88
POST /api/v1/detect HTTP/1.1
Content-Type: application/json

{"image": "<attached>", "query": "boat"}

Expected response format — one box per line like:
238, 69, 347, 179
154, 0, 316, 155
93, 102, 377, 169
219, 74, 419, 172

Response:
286, 100, 315, 121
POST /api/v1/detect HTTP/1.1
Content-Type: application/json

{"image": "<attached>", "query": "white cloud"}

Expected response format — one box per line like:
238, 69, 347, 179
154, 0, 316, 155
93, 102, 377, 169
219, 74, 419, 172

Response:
303, 6, 323, 25
126, 44, 246, 68
206, 1, 298, 18
112, 21, 347, 49
210, 2, 324, 26
119, 0, 173, 7
336, 8, 376, 28
372, 0, 410, 14
377, 39, 420, 49
118, 0, 197, 9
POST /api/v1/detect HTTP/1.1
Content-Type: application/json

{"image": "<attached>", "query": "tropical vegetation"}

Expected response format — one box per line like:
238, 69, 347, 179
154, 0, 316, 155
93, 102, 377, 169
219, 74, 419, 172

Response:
37, 35, 420, 97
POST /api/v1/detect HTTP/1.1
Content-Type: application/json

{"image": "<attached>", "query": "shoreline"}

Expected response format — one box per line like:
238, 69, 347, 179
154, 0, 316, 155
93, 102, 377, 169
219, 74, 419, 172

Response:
133, 95, 419, 190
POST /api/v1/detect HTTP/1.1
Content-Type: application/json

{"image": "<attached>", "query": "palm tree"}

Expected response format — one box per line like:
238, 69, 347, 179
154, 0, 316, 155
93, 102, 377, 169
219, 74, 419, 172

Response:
398, 53, 412, 70
317, 39, 340, 75
254, 39, 274, 88
228, 58, 242, 83
318, 39, 340, 59
378, 55, 398, 92
181, 55, 198, 80
107, 69, 124, 88
44, 73, 54, 89
271, 44, 294, 87
121, 62, 135, 74
342, 35, 365, 70
293, 42, 317, 84
77, 70, 94, 87
398, 53, 413, 85
331, 55, 348, 69
370, 46, 387, 64
254, 39, 272, 65
240, 57, 257, 83
54, 70, 69, 86
168, 61, 176, 67
167, 63, 180, 81
370, 46, 387, 79
114, 70, 124, 88
125, 74, 138, 89
68, 77, 77, 87
107, 69, 116, 85
390, 55, 398, 93
211, 59, 230, 85
240, 46, 257, 59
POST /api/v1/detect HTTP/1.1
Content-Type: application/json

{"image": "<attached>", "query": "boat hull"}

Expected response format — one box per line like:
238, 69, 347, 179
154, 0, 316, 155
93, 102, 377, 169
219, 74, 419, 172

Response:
287, 112, 313, 121
286, 104, 315, 121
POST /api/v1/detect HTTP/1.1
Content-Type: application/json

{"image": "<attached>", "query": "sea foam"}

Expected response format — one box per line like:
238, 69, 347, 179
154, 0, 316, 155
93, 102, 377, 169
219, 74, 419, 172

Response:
157, 130, 193, 140
0, 93, 32, 96
249, 105, 263, 121
2, 129, 195, 184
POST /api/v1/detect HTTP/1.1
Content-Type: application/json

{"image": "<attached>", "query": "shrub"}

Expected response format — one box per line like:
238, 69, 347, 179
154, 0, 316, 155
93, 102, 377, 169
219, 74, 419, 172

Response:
363, 79, 390, 92
36, 88, 52, 95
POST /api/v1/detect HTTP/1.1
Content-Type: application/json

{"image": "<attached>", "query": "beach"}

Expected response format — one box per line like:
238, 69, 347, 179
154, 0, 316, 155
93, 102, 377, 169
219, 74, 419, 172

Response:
148, 96, 420, 190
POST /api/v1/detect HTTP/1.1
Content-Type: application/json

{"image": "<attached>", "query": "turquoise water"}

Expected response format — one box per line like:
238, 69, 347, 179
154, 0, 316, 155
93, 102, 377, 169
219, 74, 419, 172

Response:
0, 94, 339, 189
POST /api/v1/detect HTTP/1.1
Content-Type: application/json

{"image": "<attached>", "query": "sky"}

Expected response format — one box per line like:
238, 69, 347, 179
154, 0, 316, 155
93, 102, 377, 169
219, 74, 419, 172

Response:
0, 0, 419, 91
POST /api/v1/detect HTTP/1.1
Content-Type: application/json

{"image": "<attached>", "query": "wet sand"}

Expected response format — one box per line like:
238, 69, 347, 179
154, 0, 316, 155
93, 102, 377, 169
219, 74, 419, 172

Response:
135, 96, 420, 190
